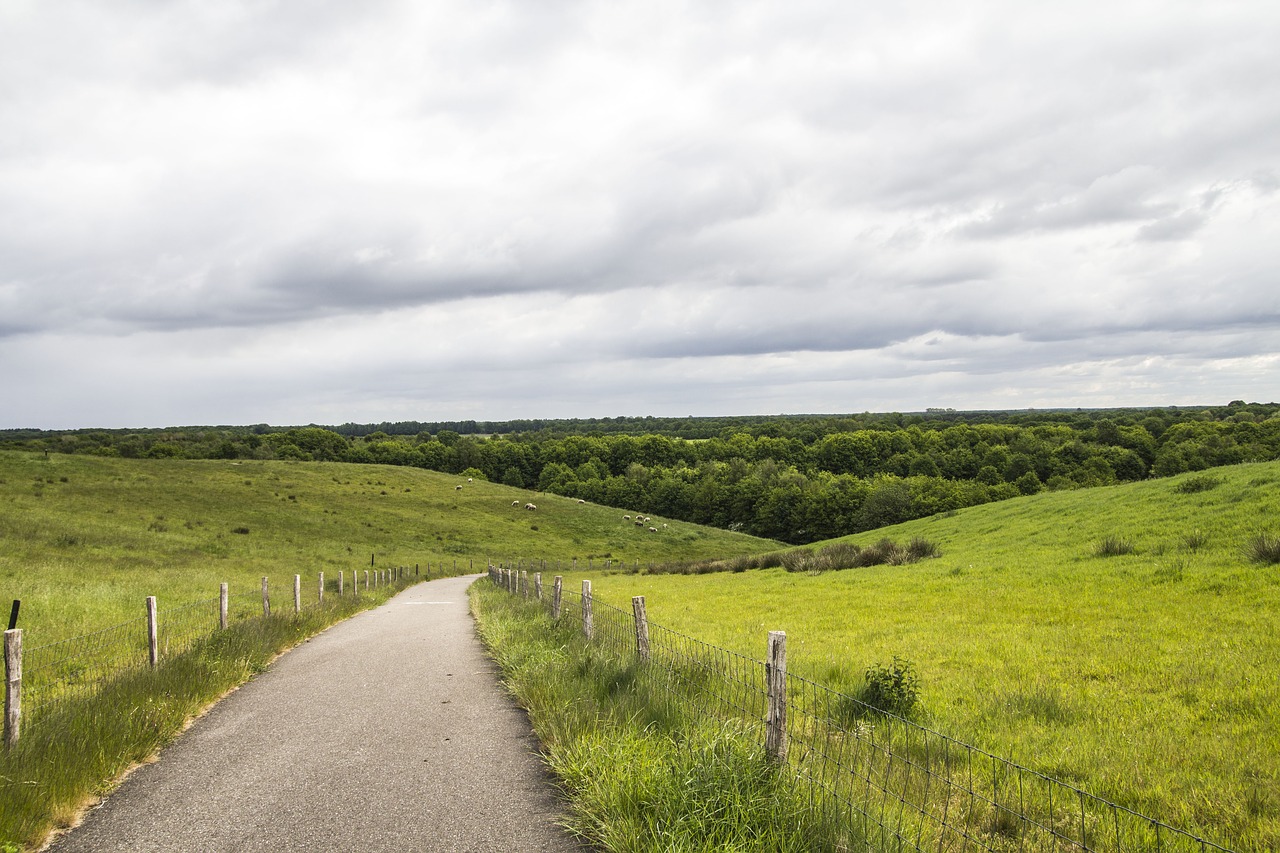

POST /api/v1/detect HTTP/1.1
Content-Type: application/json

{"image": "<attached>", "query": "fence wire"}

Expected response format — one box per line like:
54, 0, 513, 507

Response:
487, 566, 1235, 853
12, 569, 419, 732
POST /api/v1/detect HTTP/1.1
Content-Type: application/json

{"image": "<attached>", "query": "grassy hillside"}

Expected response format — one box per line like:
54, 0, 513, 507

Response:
0, 451, 777, 645
551, 462, 1280, 849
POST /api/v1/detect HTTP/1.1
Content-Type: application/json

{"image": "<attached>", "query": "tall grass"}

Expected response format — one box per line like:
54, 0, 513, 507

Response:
470, 582, 848, 852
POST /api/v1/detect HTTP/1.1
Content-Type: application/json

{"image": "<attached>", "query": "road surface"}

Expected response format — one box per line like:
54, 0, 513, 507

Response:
45, 575, 590, 852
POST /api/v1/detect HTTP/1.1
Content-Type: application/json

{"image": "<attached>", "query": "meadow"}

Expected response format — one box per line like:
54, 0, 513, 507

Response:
0, 450, 775, 645
535, 462, 1280, 849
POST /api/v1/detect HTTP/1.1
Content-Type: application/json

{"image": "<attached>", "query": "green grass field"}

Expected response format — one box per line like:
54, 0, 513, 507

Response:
0, 450, 776, 645
547, 462, 1280, 849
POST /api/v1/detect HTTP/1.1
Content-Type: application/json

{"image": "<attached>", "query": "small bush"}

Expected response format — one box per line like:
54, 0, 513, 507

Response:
1094, 535, 1135, 557
905, 536, 940, 560
231, 526, 250, 535
1174, 474, 1223, 494
1245, 533, 1280, 565
851, 658, 920, 718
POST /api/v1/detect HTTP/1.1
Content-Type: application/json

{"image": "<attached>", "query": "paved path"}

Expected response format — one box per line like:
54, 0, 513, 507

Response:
46, 576, 590, 853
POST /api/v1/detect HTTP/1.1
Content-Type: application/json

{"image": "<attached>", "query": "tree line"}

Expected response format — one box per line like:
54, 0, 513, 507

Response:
5, 402, 1278, 544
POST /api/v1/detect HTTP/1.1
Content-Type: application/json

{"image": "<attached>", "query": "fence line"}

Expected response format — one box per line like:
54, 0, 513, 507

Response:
485, 564, 1235, 853
3, 565, 428, 747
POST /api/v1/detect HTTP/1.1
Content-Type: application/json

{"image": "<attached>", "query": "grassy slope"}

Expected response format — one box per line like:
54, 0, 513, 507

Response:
557, 462, 1280, 849
0, 450, 777, 645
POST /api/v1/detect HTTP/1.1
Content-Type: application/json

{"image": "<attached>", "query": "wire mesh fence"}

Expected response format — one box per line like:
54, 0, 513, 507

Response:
7, 568, 422, 737
486, 565, 1236, 853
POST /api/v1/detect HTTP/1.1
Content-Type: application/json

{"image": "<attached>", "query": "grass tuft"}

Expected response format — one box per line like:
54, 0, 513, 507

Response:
1093, 535, 1135, 557
1245, 533, 1280, 565
1174, 474, 1224, 494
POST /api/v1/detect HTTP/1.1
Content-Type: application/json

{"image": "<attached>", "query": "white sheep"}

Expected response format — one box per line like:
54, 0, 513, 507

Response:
623, 515, 631, 521
662, 523, 668, 528
512, 500, 520, 506
648, 527, 657, 533
455, 485, 463, 490
525, 503, 537, 511
577, 499, 585, 504
467, 477, 473, 483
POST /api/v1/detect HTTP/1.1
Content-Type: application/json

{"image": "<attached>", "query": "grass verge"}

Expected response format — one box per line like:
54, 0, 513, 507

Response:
0, 579, 412, 852
469, 580, 848, 852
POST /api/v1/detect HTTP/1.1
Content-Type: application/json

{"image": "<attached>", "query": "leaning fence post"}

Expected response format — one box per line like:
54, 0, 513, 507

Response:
553, 576, 563, 619
262, 577, 271, 616
534, 572, 542, 600
4, 628, 21, 750
220, 583, 228, 630
318, 572, 325, 604
766, 631, 788, 763
293, 575, 301, 613
582, 580, 594, 640
146, 596, 159, 668
632, 596, 650, 661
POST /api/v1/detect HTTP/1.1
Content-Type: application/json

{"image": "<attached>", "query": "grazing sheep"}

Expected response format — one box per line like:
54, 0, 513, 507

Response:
455, 485, 463, 490
467, 477, 473, 483
512, 500, 520, 506
648, 527, 657, 533
577, 499, 585, 504
525, 503, 537, 511
662, 523, 668, 528
623, 515, 631, 521
635, 520, 643, 526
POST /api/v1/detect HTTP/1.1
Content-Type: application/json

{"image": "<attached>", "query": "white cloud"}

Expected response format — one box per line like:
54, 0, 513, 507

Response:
1, 0, 1279, 427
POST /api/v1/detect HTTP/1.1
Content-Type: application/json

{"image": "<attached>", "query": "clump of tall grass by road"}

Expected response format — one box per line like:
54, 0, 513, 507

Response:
470, 582, 848, 852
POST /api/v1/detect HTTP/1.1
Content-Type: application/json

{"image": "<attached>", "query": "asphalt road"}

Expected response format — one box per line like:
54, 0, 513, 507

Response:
45, 575, 591, 853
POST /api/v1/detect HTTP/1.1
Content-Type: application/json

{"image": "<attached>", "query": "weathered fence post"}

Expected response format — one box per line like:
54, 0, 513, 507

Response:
220, 583, 228, 630
534, 572, 542, 600
4, 628, 20, 750
364, 570, 369, 591
520, 570, 528, 598
552, 576, 563, 619
146, 596, 159, 668
339, 570, 345, 596
632, 596, 650, 661
262, 577, 271, 616
766, 631, 788, 763
318, 572, 325, 604
582, 580, 594, 641
293, 575, 301, 613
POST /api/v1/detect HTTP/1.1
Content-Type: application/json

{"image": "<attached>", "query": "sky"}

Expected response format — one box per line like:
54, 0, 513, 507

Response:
2, 0, 1278, 430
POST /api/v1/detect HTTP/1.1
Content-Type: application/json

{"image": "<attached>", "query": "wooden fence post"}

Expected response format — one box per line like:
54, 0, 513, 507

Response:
318, 572, 325, 604
582, 580, 593, 641
339, 570, 344, 596
364, 570, 369, 591
219, 583, 228, 630
553, 576, 563, 620
262, 577, 271, 616
520, 570, 528, 598
146, 596, 159, 668
766, 631, 788, 763
293, 575, 301, 613
534, 572, 542, 600
632, 596, 650, 661
4, 629, 20, 750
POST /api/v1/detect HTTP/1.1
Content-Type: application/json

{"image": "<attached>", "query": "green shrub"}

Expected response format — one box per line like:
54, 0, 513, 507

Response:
1094, 535, 1135, 557
1174, 474, 1224, 494
849, 657, 920, 718
1245, 533, 1280, 565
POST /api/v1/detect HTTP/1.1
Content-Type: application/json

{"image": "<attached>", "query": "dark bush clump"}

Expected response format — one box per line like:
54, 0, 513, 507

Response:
849, 658, 920, 718
1245, 533, 1280, 565
1174, 474, 1224, 494
1094, 535, 1135, 557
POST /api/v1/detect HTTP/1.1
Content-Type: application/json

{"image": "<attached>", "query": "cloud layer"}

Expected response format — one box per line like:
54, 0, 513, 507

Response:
2, 0, 1278, 427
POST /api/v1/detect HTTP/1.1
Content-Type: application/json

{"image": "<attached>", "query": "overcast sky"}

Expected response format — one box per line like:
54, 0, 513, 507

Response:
2, 0, 1278, 429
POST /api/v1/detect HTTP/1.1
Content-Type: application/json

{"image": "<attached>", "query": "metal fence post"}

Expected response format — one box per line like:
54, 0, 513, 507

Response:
582, 580, 593, 641
553, 576, 563, 619
766, 631, 788, 763
4, 628, 20, 750
633, 596, 650, 661
146, 596, 159, 668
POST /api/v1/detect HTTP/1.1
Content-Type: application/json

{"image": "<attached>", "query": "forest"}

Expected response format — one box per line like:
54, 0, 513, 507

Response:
4, 402, 1278, 544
